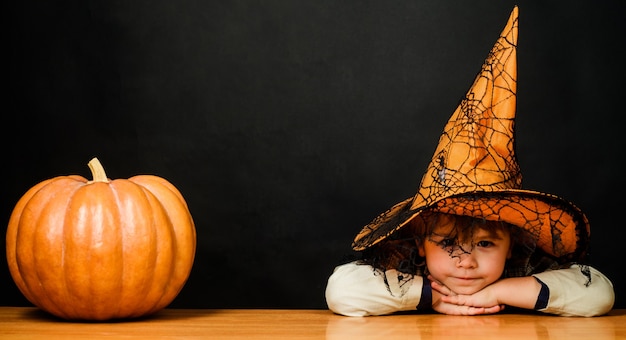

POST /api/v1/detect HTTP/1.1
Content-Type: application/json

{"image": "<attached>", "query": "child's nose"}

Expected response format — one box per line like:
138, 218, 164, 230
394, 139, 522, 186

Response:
455, 252, 477, 268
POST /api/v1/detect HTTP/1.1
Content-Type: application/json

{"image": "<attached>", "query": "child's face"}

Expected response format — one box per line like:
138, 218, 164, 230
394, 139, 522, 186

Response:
419, 218, 512, 295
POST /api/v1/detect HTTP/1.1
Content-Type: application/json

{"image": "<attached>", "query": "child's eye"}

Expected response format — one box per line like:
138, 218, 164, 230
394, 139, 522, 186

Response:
438, 238, 455, 248
476, 240, 494, 248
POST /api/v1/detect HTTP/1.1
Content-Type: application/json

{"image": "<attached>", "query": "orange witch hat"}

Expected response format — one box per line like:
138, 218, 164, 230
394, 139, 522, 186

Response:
352, 6, 589, 263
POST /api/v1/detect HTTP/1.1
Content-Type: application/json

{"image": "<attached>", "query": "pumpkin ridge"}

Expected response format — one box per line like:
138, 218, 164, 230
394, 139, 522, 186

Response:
6, 178, 55, 306
32, 178, 84, 319
15, 182, 55, 311
62, 181, 96, 319
143, 185, 177, 316
66, 183, 94, 318
109, 179, 157, 318
71, 181, 125, 319
57, 176, 88, 319
129, 177, 196, 315
107, 180, 127, 319
54, 178, 86, 319
59, 187, 78, 319
151, 195, 179, 315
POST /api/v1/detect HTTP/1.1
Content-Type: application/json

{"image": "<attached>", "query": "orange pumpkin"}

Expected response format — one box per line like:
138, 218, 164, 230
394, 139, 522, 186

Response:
5, 158, 196, 320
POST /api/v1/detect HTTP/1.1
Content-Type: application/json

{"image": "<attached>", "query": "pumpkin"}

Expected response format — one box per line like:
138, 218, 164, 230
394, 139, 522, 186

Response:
5, 158, 196, 321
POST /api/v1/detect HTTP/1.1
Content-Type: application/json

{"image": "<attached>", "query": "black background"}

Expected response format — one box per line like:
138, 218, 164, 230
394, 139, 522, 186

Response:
4, 0, 625, 310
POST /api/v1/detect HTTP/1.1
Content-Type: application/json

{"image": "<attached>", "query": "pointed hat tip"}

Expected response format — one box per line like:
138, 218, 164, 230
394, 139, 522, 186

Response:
510, 6, 519, 30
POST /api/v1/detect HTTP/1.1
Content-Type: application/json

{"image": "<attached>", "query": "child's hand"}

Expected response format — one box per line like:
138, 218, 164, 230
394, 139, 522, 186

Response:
428, 275, 505, 315
429, 275, 542, 313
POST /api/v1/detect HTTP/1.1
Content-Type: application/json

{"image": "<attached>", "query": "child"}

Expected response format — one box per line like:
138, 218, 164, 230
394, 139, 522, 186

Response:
325, 6, 615, 317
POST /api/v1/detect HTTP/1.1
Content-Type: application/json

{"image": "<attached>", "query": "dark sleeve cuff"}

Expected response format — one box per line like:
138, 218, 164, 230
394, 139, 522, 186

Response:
416, 277, 432, 311
533, 277, 550, 310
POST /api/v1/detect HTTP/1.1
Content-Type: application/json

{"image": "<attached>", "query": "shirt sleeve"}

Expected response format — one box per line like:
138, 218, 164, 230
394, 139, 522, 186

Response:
532, 264, 615, 317
325, 261, 425, 316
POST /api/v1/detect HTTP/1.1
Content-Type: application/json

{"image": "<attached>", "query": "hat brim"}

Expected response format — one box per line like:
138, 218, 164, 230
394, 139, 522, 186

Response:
352, 190, 589, 263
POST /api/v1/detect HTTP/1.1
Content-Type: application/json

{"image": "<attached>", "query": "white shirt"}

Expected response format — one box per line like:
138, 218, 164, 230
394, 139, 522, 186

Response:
325, 261, 614, 317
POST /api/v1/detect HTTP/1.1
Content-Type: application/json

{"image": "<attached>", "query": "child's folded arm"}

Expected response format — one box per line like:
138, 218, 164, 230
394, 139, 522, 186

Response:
532, 265, 615, 317
325, 261, 425, 316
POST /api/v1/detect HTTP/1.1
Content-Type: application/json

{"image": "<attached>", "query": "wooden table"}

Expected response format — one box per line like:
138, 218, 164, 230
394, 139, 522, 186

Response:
1, 307, 625, 339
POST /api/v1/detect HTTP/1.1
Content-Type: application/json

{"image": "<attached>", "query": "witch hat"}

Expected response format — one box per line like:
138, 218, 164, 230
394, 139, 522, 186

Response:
352, 6, 589, 263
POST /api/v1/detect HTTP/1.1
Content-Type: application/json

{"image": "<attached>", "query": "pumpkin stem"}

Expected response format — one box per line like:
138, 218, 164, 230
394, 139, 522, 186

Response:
88, 157, 109, 183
